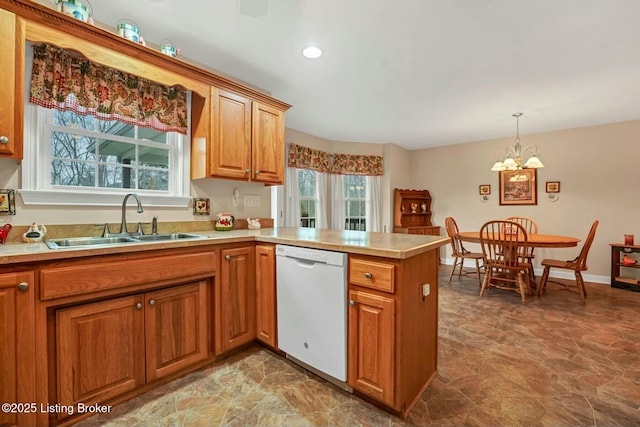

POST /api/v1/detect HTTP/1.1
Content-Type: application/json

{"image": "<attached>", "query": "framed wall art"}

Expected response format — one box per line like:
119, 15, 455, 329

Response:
499, 169, 537, 206
0, 189, 16, 215
546, 181, 560, 193
479, 184, 491, 195
193, 198, 210, 215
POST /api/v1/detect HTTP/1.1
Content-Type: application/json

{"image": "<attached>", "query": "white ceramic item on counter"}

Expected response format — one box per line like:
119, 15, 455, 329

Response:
22, 222, 47, 243
247, 218, 261, 230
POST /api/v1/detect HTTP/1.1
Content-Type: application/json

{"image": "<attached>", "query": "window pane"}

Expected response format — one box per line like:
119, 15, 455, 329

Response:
139, 169, 169, 190
345, 175, 365, 198
298, 169, 316, 197
308, 200, 316, 217
98, 164, 135, 189
300, 200, 310, 218
51, 160, 95, 187
98, 139, 136, 164
51, 131, 96, 161
101, 121, 134, 137
53, 110, 96, 130
139, 146, 169, 168
138, 127, 167, 143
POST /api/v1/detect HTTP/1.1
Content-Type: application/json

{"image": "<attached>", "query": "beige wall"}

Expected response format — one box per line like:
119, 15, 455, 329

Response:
409, 119, 640, 283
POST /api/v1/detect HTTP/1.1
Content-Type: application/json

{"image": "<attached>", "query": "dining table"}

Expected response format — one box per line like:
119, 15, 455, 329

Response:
457, 231, 580, 293
457, 231, 580, 249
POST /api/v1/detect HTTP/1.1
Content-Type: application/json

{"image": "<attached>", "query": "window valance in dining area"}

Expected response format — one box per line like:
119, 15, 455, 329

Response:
29, 43, 188, 134
287, 143, 383, 176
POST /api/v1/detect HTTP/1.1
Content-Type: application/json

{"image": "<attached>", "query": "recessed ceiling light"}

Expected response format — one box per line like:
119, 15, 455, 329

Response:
302, 46, 322, 59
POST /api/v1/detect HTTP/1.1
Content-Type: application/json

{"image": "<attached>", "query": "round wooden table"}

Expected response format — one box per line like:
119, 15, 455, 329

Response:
457, 232, 580, 248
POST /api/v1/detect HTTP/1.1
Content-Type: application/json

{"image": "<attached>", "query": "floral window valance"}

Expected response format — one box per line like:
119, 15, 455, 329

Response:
288, 143, 383, 176
29, 43, 188, 134
288, 143, 331, 172
329, 153, 383, 176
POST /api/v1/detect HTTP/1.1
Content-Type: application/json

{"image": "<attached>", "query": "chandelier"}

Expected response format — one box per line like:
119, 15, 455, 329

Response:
491, 113, 544, 171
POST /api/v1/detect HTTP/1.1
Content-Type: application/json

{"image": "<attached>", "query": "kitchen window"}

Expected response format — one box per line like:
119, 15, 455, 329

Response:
343, 175, 366, 231
298, 169, 317, 228
20, 43, 191, 207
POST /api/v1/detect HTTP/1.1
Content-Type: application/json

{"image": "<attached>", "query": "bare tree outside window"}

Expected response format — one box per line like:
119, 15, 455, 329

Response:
49, 103, 171, 191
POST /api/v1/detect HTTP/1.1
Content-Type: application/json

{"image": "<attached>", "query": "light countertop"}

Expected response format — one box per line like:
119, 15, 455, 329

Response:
0, 227, 449, 265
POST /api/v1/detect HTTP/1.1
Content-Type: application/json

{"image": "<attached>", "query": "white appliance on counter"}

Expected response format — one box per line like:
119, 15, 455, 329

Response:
276, 244, 348, 383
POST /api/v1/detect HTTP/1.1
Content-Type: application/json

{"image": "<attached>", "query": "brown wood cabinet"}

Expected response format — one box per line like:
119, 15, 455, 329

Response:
0, 271, 35, 427
348, 289, 395, 406
393, 188, 440, 236
56, 294, 146, 412
216, 245, 256, 354
196, 87, 285, 184
255, 243, 277, 348
56, 281, 209, 416
0, 8, 24, 159
347, 251, 439, 417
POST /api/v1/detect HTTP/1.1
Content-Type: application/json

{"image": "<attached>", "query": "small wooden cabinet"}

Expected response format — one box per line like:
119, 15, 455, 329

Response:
216, 245, 256, 354
56, 281, 209, 414
393, 189, 440, 235
0, 271, 35, 427
197, 87, 286, 184
610, 244, 640, 291
348, 289, 395, 406
0, 9, 24, 159
255, 243, 277, 348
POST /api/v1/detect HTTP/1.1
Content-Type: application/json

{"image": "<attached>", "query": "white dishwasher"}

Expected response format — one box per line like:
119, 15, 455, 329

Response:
276, 244, 348, 383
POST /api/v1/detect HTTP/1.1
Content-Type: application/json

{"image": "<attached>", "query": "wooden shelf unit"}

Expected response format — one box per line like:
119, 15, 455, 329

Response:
393, 189, 440, 236
610, 243, 640, 292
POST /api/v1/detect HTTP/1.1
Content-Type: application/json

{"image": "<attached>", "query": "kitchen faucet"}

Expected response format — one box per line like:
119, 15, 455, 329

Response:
114, 193, 144, 237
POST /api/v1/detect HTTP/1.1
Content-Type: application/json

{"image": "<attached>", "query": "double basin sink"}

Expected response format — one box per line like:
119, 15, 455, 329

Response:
45, 233, 207, 250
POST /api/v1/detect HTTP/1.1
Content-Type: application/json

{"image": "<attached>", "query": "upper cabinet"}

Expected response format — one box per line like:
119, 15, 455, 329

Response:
192, 87, 286, 184
0, 9, 24, 159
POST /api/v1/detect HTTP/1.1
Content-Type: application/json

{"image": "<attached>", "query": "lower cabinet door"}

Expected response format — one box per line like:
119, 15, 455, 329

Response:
56, 295, 145, 412
216, 246, 256, 354
348, 289, 395, 407
255, 243, 277, 348
145, 281, 209, 382
0, 271, 35, 427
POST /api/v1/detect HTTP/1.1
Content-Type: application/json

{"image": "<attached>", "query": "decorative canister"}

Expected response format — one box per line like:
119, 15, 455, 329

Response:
215, 213, 234, 231
117, 20, 140, 43
54, 0, 92, 23
160, 40, 182, 58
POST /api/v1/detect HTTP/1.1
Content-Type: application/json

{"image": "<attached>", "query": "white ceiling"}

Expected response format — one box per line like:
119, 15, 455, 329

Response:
82, 0, 640, 150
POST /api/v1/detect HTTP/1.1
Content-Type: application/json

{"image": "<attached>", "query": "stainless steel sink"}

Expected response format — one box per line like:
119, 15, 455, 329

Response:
45, 233, 206, 249
131, 233, 206, 242
45, 236, 137, 249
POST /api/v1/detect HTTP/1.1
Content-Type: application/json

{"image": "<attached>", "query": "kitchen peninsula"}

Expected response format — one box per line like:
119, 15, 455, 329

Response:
1, 227, 447, 426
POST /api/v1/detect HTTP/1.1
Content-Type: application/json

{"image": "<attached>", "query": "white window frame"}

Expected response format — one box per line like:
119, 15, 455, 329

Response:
298, 169, 318, 228
19, 43, 191, 207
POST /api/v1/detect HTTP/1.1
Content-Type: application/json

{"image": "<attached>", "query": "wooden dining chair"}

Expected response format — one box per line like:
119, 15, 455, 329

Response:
445, 217, 484, 286
505, 216, 538, 282
479, 220, 532, 304
537, 220, 599, 303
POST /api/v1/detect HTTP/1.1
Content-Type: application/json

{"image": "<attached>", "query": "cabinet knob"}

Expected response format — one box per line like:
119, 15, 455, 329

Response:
245, 168, 251, 174
17, 282, 29, 292
349, 300, 356, 306
364, 272, 373, 280
225, 255, 231, 261
149, 299, 156, 306
135, 302, 143, 310
255, 170, 261, 175
0, 136, 8, 144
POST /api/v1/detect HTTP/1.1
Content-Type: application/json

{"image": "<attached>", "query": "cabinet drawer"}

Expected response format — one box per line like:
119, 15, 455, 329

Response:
349, 258, 395, 293
41, 251, 216, 300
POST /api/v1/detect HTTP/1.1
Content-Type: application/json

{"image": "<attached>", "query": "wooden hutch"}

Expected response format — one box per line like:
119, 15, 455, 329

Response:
393, 189, 440, 235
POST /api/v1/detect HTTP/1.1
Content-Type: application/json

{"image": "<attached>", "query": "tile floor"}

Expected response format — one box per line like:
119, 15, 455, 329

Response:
77, 268, 640, 427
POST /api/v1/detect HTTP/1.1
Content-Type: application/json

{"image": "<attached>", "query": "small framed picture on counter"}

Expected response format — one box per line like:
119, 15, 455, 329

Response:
0, 189, 16, 215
